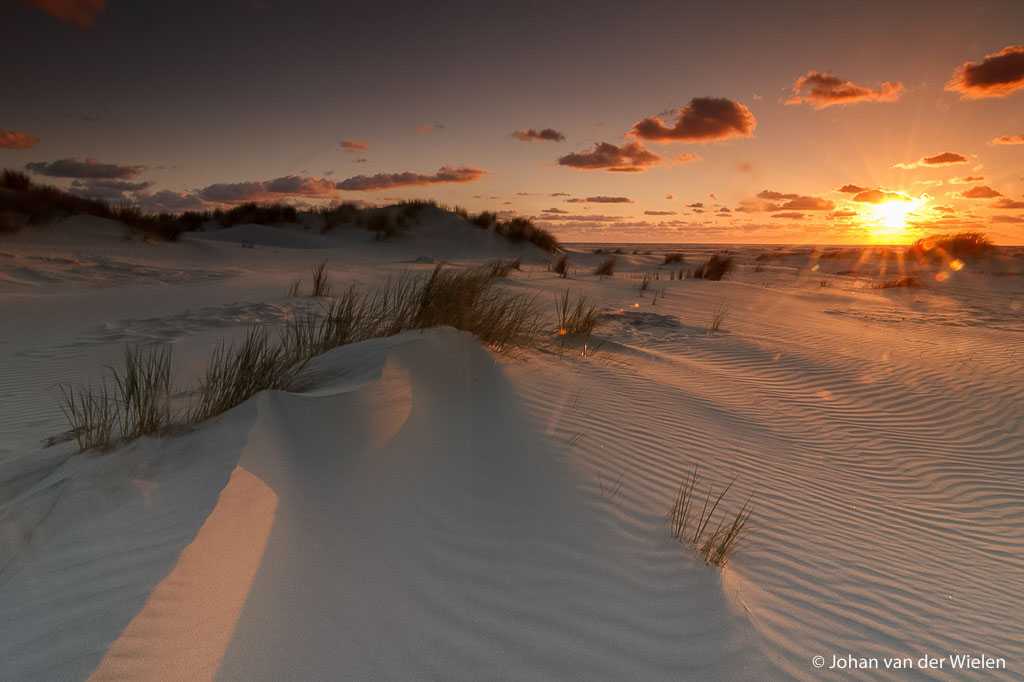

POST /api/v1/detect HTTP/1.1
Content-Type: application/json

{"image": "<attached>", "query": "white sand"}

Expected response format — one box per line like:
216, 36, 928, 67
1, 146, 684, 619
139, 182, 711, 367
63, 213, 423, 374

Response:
1, 214, 1021, 680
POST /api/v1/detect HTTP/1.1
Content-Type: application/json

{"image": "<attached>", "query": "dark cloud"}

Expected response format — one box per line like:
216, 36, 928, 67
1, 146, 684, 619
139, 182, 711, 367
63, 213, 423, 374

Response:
532, 214, 624, 222
550, 191, 571, 197
265, 174, 338, 197
837, 184, 868, 194
336, 165, 486, 191
786, 71, 904, 108
26, 157, 144, 179
687, 202, 704, 208
893, 151, 968, 169
946, 45, 1024, 99
718, 207, 731, 213
780, 196, 834, 210
19, 0, 105, 28
197, 180, 267, 203
991, 133, 1024, 145
772, 212, 806, 219
949, 175, 985, 184
757, 190, 798, 200
990, 197, 1024, 208
340, 140, 369, 153
852, 189, 912, 204
583, 196, 634, 203
542, 207, 569, 214
557, 141, 660, 172
564, 198, 586, 203
990, 215, 1023, 223
512, 128, 566, 142
0, 130, 40, 149
828, 210, 858, 219
631, 97, 756, 142
644, 210, 676, 216
70, 178, 152, 193
959, 185, 1002, 199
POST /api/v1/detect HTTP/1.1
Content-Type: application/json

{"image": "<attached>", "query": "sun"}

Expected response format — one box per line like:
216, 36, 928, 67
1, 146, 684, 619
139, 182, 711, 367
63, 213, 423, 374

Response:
864, 196, 927, 242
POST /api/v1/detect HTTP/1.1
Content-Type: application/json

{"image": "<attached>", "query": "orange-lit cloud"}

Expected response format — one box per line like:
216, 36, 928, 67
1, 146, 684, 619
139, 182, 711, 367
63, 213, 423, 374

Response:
576, 195, 634, 203
958, 185, 1001, 199
828, 210, 858, 219
0, 130, 40, 149
991, 197, 1024, 209
644, 210, 676, 215
20, 0, 105, 27
787, 71, 904, 108
340, 139, 369, 153
266, 175, 338, 197
26, 157, 144, 179
949, 175, 985, 184
945, 45, 1024, 99
542, 207, 569, 214
990, 215, 1023, 223
416, 124, 443, 133
631, 97, 756, 142
893, 152, 968, 169
336, 165, 486, 190
852, 189, 912, 204
512, 128, 565, 142
197, 175, 339, 203
736, 190, 834, 212
772, 212, 805, 219
836, 184, 868, 193
991, 133, 1024, 145
671, 153, 701, 165
557, 141, 660, 172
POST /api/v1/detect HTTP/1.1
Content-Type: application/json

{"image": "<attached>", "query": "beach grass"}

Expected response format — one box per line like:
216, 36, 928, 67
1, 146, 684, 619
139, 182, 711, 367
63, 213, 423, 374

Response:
670, 467, 753, 568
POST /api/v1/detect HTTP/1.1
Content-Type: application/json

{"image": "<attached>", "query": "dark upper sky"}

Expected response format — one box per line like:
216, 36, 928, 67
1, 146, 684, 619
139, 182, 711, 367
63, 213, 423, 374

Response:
2, 0, 1023, 242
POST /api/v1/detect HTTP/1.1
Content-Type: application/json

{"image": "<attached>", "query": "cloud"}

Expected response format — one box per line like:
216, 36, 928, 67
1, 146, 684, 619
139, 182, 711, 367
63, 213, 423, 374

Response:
893, 151, 969, 169
542, 207, 569, 214
991, 133, 1024, 145
687, 202, 704, 208
266, 175, 339, 197
0, 130, 40, 149
665, 194, 674, 200
786, 71, 904, 108
582, 196, 634, 203
737, 190, 833, 212
828, 210, 859, 219
671, 153, 701, 165
852, 189, 913, 204
931, 205, 955, 214
736, 162, 755, 172
991, 197, 1024, 209
340, 140, 369, 153
837, 184, 868, 194
990, 215, 1023, 223
197, 181, 268, 203
550, 191, 570, 197
196, 174, 340, 203
557, 141, 660, 172
336, 165, 486, 191
644, 210, 676, 216
958, 185, 1002, 199
772, 212, 806, 219
512, 128, 566, 142
132, 190, 211, 212
532, 214, 624, 222
416, 124, 443, 134
945, 45, 1024, 99
631, 97, 756, 142
20, 0, 105, 28
26, 157, 144, 179
70, 178, 151, 194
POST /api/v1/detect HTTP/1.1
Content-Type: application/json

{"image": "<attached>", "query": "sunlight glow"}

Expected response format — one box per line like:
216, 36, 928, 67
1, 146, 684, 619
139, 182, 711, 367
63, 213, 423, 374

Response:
864, 196, 927, 242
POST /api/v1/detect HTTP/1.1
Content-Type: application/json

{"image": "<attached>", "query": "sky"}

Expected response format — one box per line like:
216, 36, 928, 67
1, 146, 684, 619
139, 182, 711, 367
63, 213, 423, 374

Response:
1, 0, 1023, 244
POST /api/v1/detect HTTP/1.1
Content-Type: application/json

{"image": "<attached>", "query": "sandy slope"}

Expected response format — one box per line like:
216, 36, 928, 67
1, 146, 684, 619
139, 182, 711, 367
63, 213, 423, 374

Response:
1, 215, 1022, 680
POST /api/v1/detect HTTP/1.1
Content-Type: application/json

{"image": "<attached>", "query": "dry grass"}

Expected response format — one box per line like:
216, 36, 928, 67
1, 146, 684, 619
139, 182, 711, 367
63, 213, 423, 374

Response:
594, 257, 616, 277
911, 231, 994, 260
287, 278, 302, 297
553, 254, 569, 278
494, 217, 561, 254
709, 300, 729, 331
694, 254, 735, 281
59, 383, 118, 452
555, 290, 599, 337
669, 467, 753, 568
664, 252, 685, 264
216, 203, 297, 227
311, 261, 333, 297
872, 276, 922, 289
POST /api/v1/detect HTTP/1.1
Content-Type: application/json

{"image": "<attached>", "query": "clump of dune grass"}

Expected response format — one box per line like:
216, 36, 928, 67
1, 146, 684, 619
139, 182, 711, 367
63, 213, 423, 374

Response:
669, 467, 753, 568
287, 278, 302, 297
216, 202, 297, 228
709, 300, 729, 331
366, 209, 406, 240
873, 276, 922, 289
319, 202, 361, 233
693, 254, 735, 281
555, 290, 599, 337
59, 383, 118, 451
911, 231, 994, 260
311, 261, 332, 297
471, 211, 498, 229
594, 257, 616, 277
553, 254, 569, 278
664, 252, 685, 264
0, 211, 27, 233
495, 217, 561, 254
636, 272, 653, 292
190, 326, 308, 424
59, 345, 172, 451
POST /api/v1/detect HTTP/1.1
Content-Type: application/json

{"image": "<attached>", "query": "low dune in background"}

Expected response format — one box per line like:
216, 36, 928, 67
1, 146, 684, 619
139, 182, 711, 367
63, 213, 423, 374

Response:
1, 214, 1021, 680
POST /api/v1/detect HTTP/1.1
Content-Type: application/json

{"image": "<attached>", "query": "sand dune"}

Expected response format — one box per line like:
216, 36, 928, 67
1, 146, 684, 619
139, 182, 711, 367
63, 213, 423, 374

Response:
1, 216, 1021, 680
